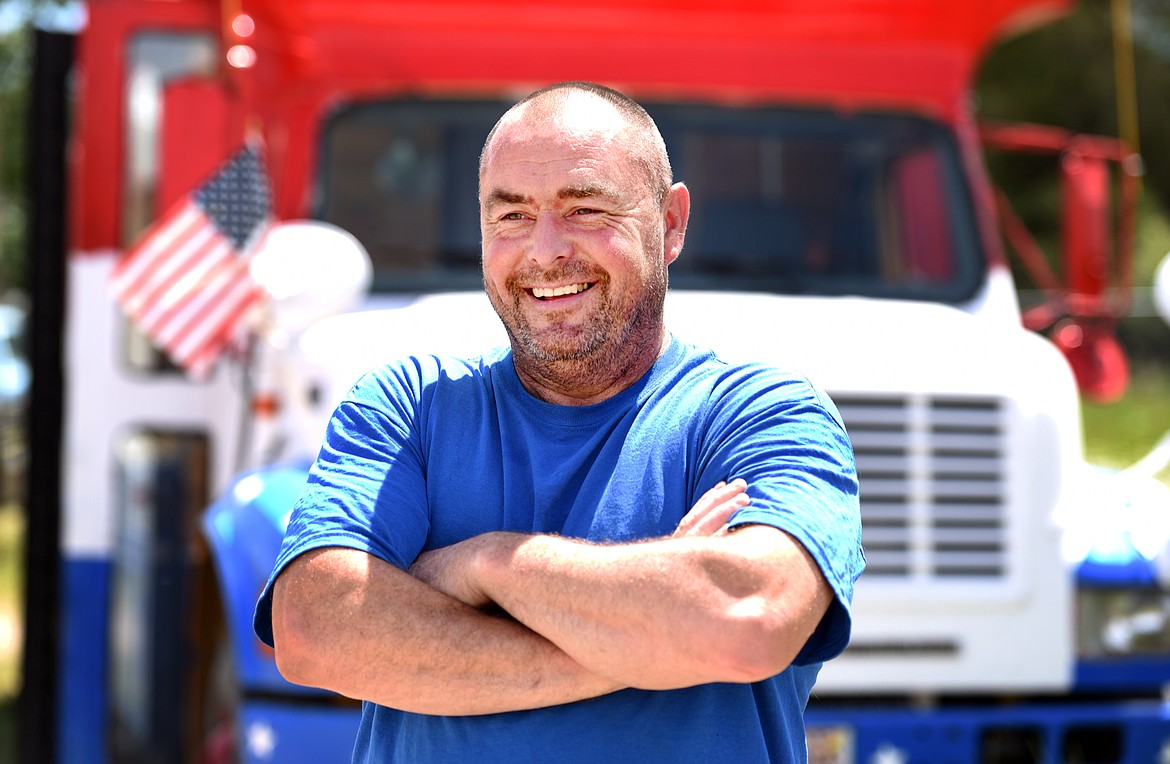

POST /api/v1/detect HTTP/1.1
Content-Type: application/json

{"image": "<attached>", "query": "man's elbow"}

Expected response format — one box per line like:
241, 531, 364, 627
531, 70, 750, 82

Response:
718, 596, 826, 682
271, 636, 319, 689
270, 577, 332, 689
717, 612, 800, 682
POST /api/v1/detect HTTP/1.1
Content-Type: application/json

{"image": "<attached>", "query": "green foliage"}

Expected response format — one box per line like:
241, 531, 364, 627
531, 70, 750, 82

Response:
1082, 363, 1170, 481
975, 0, 1170, 346
0, 0, 75, 293
0, 26, 29, 293
1134, 193, 1170, 282
0, 503, 20, 700
976, 0, 1170, 485
0, 503, 16, 763
977, 0, 1170, 215
978, 1, 1118, 134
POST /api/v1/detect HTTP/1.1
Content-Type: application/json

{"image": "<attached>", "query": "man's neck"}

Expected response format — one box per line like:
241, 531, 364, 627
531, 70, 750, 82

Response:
512, 330, 670, 407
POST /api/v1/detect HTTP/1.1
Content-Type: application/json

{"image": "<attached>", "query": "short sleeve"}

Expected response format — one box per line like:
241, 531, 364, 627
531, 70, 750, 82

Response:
698, 368, 864, 665
253, 366, 433, 648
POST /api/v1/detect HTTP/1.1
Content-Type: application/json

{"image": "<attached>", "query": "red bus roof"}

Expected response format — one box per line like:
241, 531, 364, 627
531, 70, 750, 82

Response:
245, 0, 1071, 113
74, 0, 1072, 250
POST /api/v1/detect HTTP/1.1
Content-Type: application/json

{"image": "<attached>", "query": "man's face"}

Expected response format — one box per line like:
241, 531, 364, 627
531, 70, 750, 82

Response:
479, 106, 678, 369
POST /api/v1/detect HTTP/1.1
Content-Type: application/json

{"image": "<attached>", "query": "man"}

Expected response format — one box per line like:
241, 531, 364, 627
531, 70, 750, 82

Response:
255, 81, 863, 762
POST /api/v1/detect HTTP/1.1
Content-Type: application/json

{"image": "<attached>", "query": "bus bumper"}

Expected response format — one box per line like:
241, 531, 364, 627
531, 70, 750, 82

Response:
804, 699, 1170, 763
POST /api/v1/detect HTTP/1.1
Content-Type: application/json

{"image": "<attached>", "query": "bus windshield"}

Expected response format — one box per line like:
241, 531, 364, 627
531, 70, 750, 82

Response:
317, 99, 984, 302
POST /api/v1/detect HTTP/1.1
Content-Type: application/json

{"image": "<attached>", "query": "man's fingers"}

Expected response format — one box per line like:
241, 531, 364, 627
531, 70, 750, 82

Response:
682, 494, 750, 536
695, 479, 746, 511
674, 479, 750, 537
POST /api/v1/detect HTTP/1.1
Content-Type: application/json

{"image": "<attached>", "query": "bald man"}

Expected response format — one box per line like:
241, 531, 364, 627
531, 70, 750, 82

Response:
256, 81, 863, 763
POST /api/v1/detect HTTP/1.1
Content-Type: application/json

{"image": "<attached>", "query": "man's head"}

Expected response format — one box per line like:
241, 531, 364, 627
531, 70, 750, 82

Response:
479, 82, 672, 206
478, 82, 690, 404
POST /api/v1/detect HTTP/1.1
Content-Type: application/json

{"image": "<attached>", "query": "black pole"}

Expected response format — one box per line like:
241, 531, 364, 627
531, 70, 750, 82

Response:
19, 28, 73, 764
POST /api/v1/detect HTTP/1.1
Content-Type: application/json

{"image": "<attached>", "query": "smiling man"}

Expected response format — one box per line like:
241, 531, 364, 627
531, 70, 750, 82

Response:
478, 88, 682, 405
255, 82, 864, 763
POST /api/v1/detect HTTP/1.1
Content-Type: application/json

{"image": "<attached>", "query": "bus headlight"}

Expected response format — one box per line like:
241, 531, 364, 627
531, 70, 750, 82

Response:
1077, 588, 1170, 657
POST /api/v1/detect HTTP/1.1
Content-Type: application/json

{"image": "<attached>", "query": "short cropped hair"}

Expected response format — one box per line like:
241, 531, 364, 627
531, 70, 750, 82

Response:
479, 81, 673, 205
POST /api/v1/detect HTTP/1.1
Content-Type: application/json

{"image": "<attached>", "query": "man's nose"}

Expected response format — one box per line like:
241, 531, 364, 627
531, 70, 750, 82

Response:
529, 214, 572, 267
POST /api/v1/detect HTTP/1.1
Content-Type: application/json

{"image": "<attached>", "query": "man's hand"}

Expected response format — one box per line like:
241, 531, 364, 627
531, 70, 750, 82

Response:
673, 478, 751, 537
408, 534, 495, 609
411, 478, 752, 608
272, 546, 625, 714
402, 477, 831, 690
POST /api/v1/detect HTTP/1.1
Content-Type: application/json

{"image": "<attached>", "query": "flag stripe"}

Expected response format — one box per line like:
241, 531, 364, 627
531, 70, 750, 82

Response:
157, 255, 251, 348
109, 143, 272, 380
110, 204, 202, 284
122, 223, 221, 321
184, 317, 245, 382
155, 257, 244, 346
137, 237, 233, 334
169, 277, 262, 364
111, 205, 205, 301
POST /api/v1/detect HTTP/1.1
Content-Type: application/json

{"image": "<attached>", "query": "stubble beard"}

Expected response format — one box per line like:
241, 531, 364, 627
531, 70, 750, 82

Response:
486, 263, 668, 394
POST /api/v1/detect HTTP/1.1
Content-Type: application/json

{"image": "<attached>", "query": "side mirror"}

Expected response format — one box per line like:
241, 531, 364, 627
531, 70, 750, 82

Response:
1155, 253, 1170, 328
1049, 318, 1128, 404
1060, 148, 1112, 298
980, 123, 1139, 403
249, 220, 372, 338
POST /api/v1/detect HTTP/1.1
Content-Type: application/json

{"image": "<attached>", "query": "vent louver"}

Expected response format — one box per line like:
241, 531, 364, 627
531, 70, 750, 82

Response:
832, 394, 1007, 579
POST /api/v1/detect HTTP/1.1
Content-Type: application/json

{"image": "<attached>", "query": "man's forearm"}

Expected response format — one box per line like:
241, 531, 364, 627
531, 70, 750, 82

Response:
406, 481, 832, 690
271, 546, 622, 715
463, 525, 832, 690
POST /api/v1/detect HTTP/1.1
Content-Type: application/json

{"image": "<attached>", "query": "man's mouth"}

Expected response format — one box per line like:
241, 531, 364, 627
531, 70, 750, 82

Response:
530, 283, 592, 300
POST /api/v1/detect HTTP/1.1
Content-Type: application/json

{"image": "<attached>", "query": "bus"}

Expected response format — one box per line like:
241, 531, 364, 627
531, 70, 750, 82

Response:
21, 0, 1170, 761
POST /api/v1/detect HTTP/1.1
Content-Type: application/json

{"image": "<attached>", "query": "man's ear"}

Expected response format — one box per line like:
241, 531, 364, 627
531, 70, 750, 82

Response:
662, 182, 690, 266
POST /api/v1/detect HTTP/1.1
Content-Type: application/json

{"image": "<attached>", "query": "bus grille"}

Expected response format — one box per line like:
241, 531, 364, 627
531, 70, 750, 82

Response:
832, 394, 1007, 579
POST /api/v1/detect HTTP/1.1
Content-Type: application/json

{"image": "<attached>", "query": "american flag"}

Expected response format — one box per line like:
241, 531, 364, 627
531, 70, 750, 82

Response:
110, 143, 273, 380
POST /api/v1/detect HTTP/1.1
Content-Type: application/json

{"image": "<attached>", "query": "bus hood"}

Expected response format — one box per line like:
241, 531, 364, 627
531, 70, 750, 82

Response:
665, 290, 1073, 401
298, 289, 1076, 417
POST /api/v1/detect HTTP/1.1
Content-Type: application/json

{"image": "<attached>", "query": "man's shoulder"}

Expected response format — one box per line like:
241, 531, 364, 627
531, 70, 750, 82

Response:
670, 338, 823, 401
346, 346, 512, 406
665, 337, 853, 433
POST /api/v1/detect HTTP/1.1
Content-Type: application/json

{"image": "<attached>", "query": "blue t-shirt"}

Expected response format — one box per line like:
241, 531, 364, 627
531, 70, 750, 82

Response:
255, 336, 863, 763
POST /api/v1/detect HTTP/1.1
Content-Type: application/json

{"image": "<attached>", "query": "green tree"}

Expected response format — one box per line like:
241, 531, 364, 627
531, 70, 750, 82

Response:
0, 0, 77, 295
977, 0, 1170, 249
0, 25, 29, 294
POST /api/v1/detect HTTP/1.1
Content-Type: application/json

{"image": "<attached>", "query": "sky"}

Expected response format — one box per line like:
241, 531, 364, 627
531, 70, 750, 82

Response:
0, 0, 85, 34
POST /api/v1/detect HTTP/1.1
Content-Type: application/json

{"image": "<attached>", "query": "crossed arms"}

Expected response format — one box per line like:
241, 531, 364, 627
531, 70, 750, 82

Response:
270, 479, 834, 716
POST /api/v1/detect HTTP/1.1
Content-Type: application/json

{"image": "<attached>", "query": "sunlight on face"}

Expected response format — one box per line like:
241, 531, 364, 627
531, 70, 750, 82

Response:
479, 93, 671, 374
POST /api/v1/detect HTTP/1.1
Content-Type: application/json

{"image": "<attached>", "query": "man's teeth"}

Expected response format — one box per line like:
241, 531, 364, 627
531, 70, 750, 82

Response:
532, 283, 590, 299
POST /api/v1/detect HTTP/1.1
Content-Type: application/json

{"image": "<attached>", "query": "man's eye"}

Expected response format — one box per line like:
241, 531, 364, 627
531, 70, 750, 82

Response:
500, 212, 526, 221
572, 208, 601, 216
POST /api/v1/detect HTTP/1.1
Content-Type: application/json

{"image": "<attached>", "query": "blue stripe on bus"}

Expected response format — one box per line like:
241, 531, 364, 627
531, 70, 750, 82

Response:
58, 556, 111, 764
